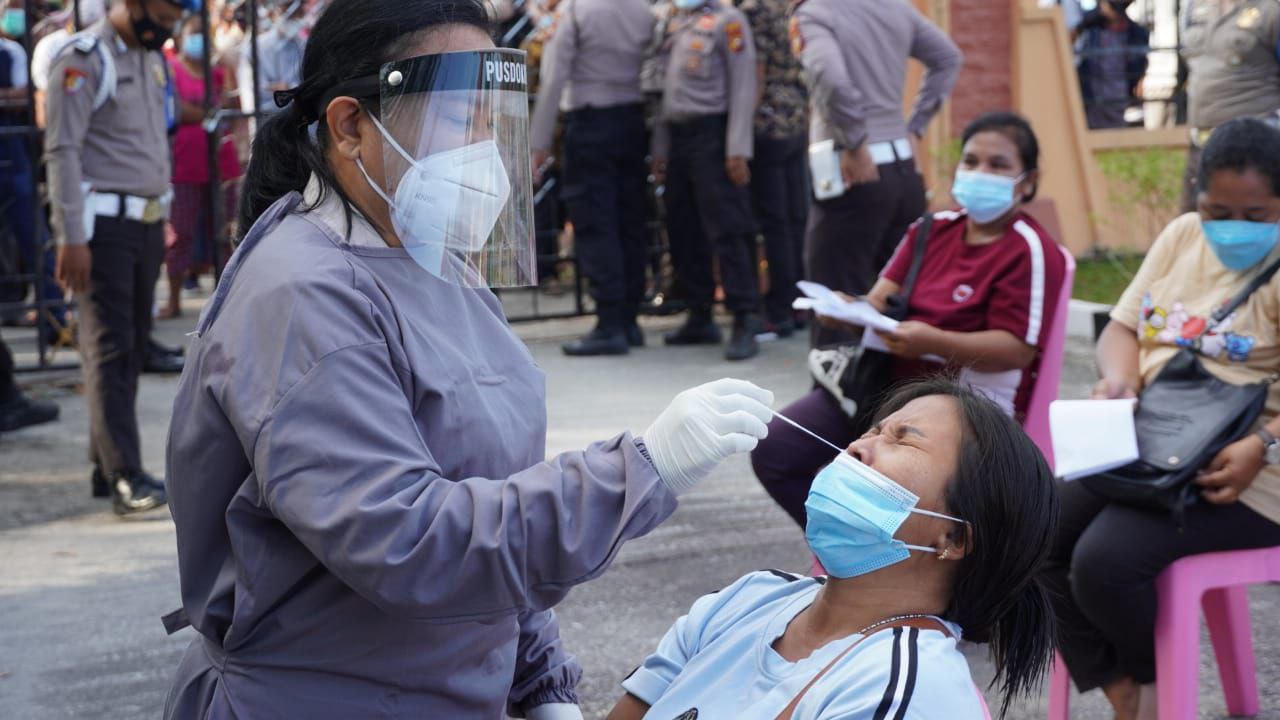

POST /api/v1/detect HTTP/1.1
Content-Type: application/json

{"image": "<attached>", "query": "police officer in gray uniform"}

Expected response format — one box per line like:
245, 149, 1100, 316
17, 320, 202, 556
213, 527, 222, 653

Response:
652, 0, 761, 361
45, 0, 192, 515
791, 0, 961, 348
531, 0, 655, 356
1180, 0, 1280, 211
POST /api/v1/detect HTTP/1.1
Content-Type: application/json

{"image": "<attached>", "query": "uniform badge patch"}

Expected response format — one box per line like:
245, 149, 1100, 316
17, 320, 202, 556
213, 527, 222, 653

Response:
685, 54, 703, 73
689, 37, 706, 52
153, 62, 167, 87
725, 21, 745, 54
63, 68, 88, 94
789, 16, 805, 57
1237, 6, 1261, 28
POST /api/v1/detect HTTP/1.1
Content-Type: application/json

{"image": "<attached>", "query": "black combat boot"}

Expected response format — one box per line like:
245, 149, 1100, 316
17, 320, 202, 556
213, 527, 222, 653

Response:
623, 303, 645, 348
110, 470, 168, 516
725, 312, 761, 361
663, 305, 722, 346
562, 304, 630, 356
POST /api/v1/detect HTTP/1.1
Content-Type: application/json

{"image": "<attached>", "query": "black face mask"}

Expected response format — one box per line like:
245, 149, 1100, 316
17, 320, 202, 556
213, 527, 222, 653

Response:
131, 0, 173, 51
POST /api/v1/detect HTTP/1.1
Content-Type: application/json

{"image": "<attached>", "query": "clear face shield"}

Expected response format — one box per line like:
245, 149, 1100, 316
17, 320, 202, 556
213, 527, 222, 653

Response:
346, 49, 535, 289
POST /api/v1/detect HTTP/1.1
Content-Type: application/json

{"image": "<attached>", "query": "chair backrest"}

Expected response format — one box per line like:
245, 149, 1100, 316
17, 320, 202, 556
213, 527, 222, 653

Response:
976, 685, 994, 720
1022, 244, 1076, 469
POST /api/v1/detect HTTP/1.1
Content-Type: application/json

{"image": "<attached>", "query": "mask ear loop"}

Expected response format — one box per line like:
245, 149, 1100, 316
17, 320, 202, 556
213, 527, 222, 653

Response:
365, 111, 417, 166
356, 110, 415, 208
902, 511, 973, 556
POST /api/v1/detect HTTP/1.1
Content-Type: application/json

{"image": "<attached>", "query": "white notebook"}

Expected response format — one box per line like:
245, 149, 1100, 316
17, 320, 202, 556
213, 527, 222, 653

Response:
1049, 399, 1140, 481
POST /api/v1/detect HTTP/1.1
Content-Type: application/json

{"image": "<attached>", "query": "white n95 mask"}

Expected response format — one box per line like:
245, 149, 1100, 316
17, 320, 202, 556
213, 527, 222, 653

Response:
359, 113, 512, 278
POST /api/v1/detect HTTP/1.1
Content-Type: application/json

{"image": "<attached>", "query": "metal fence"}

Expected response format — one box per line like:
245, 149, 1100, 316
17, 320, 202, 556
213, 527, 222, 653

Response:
0, 0, 79, 372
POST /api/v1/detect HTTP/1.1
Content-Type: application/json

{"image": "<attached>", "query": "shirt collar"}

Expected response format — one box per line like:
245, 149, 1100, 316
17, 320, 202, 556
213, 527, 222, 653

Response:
301, 173, 387, 248
92, 17, 127, 55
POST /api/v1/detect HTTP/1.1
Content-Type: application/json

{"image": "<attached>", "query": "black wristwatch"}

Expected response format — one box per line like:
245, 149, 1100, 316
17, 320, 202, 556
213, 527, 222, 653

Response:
1256, 428, 1280, 465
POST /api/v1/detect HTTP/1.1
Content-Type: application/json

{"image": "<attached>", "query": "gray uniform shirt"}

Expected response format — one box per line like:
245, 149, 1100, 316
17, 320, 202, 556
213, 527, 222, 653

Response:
162, 192, 678, 718
529, 0, 655, 151
792, 0, 962, 149
44, 19, 170, 247
652, 1, 758, 159
1182, 0, 1280, 128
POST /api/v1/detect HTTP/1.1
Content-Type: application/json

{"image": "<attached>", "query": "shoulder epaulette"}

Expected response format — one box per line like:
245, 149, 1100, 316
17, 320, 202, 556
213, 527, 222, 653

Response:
68, 33, 99, 54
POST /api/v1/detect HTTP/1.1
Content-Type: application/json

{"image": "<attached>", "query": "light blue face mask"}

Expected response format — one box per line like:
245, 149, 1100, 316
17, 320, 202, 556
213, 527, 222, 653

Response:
805, 453, 965, 578
1203, 219, 1280, 272
672, 0, 707, 9
951, 169, 1024, 224
2, 9, 25, 38
182, 34, 205, 60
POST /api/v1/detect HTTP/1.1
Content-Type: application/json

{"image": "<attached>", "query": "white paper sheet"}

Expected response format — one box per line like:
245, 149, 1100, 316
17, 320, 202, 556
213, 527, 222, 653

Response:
1049, 399, 1139, 481
793, 281, 901, 333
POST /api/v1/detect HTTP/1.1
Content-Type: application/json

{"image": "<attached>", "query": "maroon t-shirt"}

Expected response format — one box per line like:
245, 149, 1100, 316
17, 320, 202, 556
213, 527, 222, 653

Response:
881, 209, 1067, 417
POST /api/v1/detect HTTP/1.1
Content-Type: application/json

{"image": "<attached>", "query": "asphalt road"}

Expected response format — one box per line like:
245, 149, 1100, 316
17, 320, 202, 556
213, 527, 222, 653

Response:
1, 306, 1277, 719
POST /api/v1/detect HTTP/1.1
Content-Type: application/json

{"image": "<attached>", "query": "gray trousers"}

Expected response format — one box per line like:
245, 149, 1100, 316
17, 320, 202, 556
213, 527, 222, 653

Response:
79, 215, 165, 476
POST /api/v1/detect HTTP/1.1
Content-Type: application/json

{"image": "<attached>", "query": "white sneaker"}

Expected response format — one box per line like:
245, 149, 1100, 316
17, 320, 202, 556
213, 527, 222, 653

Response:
807, 346, 859, 417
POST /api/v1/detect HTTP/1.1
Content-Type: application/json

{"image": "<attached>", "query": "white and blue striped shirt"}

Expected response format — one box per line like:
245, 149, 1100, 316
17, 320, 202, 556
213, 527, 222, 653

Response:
622, 570, 985, 720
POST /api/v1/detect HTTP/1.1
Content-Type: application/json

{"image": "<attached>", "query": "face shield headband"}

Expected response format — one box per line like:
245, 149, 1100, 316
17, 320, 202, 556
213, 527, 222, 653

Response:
311, 49, 536, 289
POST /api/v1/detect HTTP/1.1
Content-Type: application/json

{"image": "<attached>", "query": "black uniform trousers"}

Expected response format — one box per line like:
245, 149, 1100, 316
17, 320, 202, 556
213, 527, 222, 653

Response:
0, 330, 16, 404
805, 157, 924, 347
561, 103, 649, 307
665, 114, 760, 315
750, 132, 809, 324
1044, 479, 1280, 691
79, 214, 165, 476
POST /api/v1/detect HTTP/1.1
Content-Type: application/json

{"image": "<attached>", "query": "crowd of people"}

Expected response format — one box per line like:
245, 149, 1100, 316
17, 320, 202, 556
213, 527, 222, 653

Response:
0, 0, 1279, 718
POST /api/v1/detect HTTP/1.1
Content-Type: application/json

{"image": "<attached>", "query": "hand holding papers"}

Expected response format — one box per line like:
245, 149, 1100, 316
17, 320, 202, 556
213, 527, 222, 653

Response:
793, 281, 933, 358
1049, 399, 1140, 481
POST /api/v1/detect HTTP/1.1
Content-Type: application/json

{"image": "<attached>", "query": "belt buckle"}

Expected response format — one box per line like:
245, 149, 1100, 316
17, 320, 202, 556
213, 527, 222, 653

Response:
141, 200, 163, 224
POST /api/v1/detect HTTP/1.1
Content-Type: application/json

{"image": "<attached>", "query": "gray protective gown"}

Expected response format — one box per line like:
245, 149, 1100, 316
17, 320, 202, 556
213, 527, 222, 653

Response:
162, 192, 678, 718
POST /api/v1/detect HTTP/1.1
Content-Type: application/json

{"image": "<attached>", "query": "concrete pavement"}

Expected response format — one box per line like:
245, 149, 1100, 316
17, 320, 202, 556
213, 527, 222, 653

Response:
1, 303, 1278, 719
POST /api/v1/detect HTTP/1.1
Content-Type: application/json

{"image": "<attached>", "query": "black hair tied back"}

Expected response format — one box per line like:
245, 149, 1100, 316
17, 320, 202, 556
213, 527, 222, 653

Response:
237, 0, 492, 237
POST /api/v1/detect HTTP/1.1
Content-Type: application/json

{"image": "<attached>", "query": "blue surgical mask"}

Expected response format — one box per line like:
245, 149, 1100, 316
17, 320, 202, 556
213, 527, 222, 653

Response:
805, 454, 965, 578
1203, 220, 1280, 272
182, 34, 205, 60
2, 9, 25, 38
951, 170, 1023, 224
672, 0, 706, 9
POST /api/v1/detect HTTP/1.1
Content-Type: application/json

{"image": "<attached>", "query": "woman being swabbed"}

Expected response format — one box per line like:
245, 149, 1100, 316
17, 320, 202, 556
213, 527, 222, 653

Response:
608, 379, 1059, 719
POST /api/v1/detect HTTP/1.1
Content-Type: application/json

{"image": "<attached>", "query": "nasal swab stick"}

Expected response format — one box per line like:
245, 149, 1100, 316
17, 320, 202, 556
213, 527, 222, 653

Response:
770, 410, 845, 454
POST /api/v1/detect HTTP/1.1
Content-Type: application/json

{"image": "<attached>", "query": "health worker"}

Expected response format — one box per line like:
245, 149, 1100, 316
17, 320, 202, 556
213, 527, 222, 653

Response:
161, 1, 773, 717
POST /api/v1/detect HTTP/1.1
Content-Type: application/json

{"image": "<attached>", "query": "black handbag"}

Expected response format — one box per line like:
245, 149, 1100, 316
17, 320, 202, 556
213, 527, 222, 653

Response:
1081, 254, 1280, 521
809, 214, 933, 429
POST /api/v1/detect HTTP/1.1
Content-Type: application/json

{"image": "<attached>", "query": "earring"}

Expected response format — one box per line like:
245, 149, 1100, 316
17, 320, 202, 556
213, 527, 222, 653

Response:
938, 547, 951, 560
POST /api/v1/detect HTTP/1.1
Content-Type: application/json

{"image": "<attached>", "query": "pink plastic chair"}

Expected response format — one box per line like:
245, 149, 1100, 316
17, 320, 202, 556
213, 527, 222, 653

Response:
1048, 546, 1280, 719
1022, 244, 1076, 468
976, 686, 994, 719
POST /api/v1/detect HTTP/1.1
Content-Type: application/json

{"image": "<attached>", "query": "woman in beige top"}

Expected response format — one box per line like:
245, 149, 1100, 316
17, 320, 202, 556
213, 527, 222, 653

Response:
1044, 117, 1280, 720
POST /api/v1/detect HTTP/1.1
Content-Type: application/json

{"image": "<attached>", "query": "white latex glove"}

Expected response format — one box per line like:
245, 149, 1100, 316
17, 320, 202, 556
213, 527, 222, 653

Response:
527, 703, 583, 720
642, 378, 775, 496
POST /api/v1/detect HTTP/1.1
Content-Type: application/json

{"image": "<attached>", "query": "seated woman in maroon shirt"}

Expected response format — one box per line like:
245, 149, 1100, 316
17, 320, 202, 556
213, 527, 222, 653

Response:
753, 111, 1068, 528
